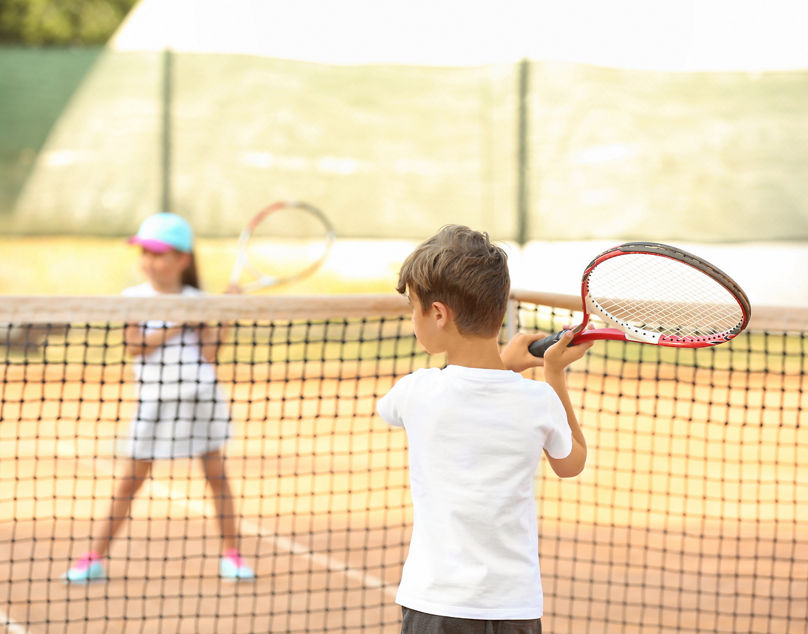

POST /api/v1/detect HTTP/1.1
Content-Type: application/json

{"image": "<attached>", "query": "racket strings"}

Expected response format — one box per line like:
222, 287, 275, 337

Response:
231, 203, 334, 291
587, 254, 745, 338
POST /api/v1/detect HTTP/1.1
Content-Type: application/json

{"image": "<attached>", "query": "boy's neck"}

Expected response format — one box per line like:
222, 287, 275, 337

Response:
444, 335, 506, 370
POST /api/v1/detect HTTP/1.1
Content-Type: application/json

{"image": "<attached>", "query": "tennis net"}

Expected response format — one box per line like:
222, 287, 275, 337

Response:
0, 293, 805, 633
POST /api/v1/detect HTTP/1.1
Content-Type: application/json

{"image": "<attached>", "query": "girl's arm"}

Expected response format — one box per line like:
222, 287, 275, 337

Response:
124, 322, 227, 363
197, 285, 239, 363
199, 323, 229, 364
124, 323, 184, 357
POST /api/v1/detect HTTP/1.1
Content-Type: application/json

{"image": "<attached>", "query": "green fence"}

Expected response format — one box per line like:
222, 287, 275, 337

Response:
2, 46, 807, 242
0, 46, 102, 222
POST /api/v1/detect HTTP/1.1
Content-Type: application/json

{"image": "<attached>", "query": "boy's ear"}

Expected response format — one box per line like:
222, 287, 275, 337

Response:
431, 301, 454, 329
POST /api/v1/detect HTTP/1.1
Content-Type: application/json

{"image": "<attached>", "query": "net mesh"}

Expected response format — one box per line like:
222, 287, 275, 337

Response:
0, 293, 805, 633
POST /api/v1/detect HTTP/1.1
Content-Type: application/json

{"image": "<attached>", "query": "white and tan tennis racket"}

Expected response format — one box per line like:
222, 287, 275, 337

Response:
228, 200, 335, 292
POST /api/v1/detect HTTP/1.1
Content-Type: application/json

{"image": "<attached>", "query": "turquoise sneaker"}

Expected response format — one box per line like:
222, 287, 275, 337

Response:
63, 552, 107, 584
219, 549, 255, 581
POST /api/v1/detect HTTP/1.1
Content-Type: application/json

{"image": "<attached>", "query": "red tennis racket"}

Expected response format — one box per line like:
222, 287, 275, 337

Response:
528, 242, 751, 357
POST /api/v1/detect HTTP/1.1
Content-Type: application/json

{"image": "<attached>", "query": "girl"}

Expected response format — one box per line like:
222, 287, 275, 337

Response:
64, 212, 254, 583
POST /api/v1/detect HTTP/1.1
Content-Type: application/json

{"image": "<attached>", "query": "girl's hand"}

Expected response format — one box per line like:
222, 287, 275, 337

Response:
501, 331, 550, 372
124, 323, 184, 357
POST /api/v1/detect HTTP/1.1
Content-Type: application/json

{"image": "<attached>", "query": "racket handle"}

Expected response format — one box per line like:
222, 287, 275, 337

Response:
528, 331, 564, 358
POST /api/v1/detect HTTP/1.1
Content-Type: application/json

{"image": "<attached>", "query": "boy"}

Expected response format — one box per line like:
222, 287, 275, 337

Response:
376, 225, 592, 633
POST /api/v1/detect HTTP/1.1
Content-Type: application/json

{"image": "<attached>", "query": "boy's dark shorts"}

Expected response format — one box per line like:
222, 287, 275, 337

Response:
401, 607, 542, 634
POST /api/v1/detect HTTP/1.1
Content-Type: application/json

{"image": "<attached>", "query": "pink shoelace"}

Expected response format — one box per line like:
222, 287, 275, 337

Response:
222, 548, 246, 567
74, 551, 102, 569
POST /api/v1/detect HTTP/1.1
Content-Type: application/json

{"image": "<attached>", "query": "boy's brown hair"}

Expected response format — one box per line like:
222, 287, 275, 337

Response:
397, 225, 510, 337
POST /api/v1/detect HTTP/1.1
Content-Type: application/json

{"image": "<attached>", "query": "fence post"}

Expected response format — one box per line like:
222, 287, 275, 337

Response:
160, 47, 173, 212
505, 297, 518, 342
516, 58, 530, 246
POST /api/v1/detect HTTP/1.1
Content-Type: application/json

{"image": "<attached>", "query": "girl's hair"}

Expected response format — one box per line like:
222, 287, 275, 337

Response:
396, 224, 510, 337
182, 252, 201, 289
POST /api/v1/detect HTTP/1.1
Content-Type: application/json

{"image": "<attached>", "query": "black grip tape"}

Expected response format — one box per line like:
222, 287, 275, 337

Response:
528, 331, 564, 358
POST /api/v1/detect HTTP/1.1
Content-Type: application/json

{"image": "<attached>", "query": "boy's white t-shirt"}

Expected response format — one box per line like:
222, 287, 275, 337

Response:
376, 364, 572, 620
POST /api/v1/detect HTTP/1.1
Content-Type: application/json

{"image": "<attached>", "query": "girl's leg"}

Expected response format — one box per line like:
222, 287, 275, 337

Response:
201, 449, 238, 551
91, 458, 153, 557
201, 449, 254, 580
64, 458, 151, 583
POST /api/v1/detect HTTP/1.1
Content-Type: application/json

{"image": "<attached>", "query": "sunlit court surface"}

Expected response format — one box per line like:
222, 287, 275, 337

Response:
2, 0, 808, 631
0, 294, 806, 633
0, 299, 415, 633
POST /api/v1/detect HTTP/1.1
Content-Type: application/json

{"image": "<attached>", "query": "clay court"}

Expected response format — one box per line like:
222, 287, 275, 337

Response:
0, 361, 408, 633
1, 300, 805, 634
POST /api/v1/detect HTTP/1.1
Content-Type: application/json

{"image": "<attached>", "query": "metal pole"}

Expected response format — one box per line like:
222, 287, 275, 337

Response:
516, 58, 530, 245
160, 47, 173, 211
505, 298, 517, 342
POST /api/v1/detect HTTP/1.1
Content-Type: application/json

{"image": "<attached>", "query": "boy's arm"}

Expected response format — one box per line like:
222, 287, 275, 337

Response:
542, 330, 591, 478
500, 331, 548, 372
501, 330, 591, 478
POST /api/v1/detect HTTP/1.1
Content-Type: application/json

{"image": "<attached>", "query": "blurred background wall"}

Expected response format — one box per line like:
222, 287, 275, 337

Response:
1, 0, 807, 302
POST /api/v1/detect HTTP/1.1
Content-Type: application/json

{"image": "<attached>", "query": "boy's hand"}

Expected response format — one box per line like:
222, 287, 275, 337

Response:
501, 332, 551, 372
543, 329, 593, 375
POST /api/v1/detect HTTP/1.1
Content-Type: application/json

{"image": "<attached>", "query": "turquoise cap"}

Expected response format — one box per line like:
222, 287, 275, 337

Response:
128, 213, 193, 253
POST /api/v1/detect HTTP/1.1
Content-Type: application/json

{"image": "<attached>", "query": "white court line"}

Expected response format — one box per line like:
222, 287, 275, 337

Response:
65, 447, 397, 597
